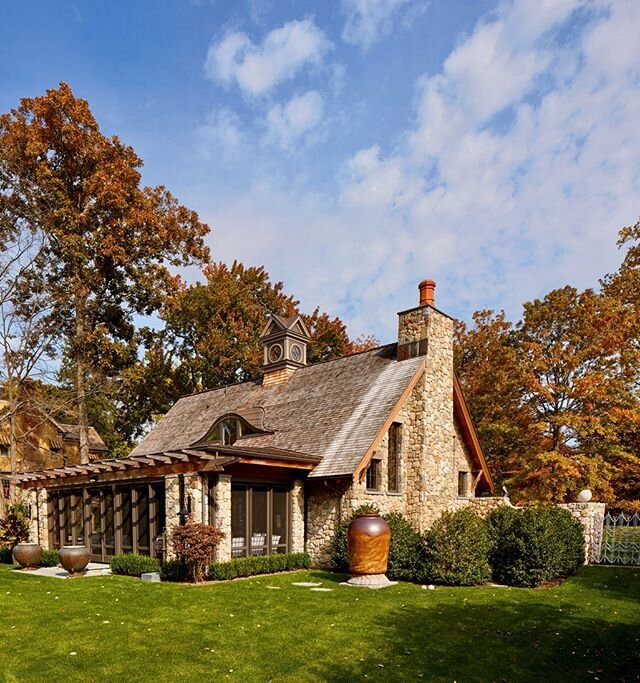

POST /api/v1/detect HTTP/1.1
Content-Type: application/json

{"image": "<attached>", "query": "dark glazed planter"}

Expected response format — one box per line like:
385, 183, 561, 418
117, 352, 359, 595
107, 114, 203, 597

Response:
58, 545, 91, 576
347, 515, 391, 575
12, 543, 43, 569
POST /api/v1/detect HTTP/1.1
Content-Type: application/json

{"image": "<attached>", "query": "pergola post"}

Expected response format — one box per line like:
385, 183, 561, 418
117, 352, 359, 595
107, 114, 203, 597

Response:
212, 474, 232, 563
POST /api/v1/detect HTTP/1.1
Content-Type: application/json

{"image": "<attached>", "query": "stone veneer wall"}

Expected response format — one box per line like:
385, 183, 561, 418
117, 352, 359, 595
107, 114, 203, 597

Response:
212, 475, 231, 562
305, 304, 490, 567
25, 487, 49, 549
290, 479, 305, 553
558, 502, 606, 564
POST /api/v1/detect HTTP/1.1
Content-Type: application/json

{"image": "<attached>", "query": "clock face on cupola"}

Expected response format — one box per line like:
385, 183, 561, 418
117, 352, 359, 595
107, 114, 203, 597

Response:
260, 314, 310, 374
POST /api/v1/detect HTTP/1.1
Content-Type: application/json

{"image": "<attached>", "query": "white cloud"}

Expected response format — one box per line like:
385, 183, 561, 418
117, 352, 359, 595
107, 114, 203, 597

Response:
196, 0, 640, 341
204, 19, 331, 96
341, 0, 420, 51
265, 90, 324, 150
196, 108, 246, 160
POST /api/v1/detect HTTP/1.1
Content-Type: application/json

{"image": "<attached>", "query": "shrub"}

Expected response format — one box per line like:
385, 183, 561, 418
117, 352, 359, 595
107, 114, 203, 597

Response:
419, 508, 492, 586
608, 500, 640, 515
0, 545, 13, 564
172, 522, 224, 583
332, 509, 421, 581
40, 549, 59, 568
160, 558, 189, 582
110, 553, 160, 577
208, 552, 311, 581
487, 505, 585, 587
0, 504, 30, 548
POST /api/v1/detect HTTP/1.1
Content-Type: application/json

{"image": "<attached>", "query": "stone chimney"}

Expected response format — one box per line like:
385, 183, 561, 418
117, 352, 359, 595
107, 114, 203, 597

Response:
397, 279, 451, 361
260, 314, 310, 387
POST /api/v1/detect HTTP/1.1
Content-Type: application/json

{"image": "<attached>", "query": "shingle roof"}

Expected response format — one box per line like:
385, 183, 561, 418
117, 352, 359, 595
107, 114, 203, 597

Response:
55, 423, 108, 452
131, 344, 425, 478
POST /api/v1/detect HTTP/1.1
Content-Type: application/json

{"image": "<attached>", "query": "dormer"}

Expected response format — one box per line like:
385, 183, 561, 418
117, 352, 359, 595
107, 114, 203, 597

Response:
260, 314, 310, 387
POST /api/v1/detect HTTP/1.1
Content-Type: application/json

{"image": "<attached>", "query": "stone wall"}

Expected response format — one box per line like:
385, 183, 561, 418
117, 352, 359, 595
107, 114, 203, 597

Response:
305, 304, 491, 567
290, 479, 305, 553
212, 475, 231, 562
25, 487, 49, 548
558, 502, 606, 564
164, 475, 180, 559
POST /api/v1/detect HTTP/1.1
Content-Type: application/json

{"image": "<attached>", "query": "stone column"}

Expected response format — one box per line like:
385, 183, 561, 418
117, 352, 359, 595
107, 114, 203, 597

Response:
184, 473, 206, 524
36, 488, 49, 549
212, 475, 231, 563
164, 475, 180, 559
557, 502, 606, 564
26, 488, 39, 545
290, 479, 305, 553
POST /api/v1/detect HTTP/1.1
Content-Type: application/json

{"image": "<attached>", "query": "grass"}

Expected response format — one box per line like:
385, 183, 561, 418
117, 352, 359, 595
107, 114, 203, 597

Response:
0, 564, 638, 683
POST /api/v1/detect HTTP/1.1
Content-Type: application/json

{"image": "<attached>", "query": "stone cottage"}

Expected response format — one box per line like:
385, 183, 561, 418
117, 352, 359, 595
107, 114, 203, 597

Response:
16, 280, 494, 566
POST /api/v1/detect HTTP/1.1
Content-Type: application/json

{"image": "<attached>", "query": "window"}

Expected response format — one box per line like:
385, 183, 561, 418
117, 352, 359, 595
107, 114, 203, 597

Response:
227, 483, 289, 558
206, 416, 261, 446
0, 445, 9, 458
458, 471, 470, 497
388, 423, 401, 492
366, 458, 381, 491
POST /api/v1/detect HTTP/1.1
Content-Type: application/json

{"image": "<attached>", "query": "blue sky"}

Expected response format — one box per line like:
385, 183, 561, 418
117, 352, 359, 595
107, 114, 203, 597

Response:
1, 0, 639, 341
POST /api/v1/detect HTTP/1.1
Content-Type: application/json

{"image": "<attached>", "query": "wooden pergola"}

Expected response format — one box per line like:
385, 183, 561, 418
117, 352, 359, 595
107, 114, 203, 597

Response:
16, 444, 321, 489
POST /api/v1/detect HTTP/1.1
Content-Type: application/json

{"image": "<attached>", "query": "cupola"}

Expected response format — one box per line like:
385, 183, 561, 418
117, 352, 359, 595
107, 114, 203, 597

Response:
260, 314, 310, 387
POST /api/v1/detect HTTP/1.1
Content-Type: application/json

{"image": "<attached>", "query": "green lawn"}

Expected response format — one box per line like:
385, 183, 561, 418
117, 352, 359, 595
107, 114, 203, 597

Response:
0, 565, 638, 683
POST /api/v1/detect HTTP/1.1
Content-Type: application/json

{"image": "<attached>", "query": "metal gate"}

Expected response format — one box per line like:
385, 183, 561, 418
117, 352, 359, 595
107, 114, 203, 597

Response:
598, 512, 640, 565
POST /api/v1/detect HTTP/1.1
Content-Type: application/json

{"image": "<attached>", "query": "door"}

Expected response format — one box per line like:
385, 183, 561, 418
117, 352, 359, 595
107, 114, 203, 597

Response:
89, 490, 116, 563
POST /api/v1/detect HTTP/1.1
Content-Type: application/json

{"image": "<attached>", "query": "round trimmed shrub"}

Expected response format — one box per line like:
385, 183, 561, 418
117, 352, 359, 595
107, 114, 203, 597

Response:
40, 549, 59, 567
487, 505, 585, 587
419, 508, 492, 586
332, 508, 421, 581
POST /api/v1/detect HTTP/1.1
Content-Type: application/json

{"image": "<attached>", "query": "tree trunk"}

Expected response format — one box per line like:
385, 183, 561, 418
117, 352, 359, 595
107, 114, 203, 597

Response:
75, 292, 90, 465
9, 407, 18, 504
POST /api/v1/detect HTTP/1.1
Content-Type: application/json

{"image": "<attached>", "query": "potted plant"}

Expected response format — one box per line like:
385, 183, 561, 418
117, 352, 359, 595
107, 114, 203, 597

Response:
0, 504, 42, 569
347, 504, 391, 577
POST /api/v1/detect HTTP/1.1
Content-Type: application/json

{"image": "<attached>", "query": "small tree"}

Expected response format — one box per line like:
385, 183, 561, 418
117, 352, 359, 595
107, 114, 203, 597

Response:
171, 522, 224, 583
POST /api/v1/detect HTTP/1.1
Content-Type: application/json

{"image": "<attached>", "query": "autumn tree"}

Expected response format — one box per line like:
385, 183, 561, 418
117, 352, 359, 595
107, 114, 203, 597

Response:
454, 310, 533, 487
0, 83, 209, 463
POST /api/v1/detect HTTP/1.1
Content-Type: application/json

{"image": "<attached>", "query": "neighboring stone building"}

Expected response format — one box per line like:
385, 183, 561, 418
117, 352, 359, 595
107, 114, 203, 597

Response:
0, 402, 107, 474
15, 281, 495, 566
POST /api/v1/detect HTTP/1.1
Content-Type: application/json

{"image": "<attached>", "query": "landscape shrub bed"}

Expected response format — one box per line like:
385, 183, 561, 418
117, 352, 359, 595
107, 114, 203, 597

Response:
110, 553, 160, 577
332, 507, 421, 580
40, 549, 59, 567
160, 559, 189, 582
208, 552, 311, 581
419, 508, 492, 586
488, 505, 585, 587
0, 546, 12, 564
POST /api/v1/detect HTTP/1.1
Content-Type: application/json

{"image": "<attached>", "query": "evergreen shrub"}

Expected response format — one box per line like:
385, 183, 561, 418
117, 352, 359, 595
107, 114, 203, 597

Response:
208, 552, 311, 581
487, 505, 585, 587
110, 553, 160, 577
419, 508, 492, 586
40, 549, 59, 567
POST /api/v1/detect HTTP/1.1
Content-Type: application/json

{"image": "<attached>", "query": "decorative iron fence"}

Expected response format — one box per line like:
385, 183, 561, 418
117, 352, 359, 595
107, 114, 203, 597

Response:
598, 512, 640, 565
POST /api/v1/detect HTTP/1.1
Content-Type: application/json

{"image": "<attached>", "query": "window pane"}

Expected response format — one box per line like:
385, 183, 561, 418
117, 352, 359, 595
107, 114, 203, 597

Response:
231, 486, 247, 557
251, 486, 267, 555
137, 487, 150, 553
388, 423, 401, 492
72, 493, 84, 545
366, 460, 380, 490
272, 489, 287, 551
120, 490, 133, 551
90, 494, 101, 555
104, 490, 114, 549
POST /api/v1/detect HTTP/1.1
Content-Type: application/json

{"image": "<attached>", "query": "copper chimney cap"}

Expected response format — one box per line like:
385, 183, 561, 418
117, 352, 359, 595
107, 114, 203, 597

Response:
418, 279, 436, 307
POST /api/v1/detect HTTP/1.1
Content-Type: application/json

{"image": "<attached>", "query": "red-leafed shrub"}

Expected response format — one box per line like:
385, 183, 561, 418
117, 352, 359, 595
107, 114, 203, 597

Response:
171, 522, 224, 583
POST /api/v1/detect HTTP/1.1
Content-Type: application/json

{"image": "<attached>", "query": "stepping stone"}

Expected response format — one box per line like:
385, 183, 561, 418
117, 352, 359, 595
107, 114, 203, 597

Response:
141, 572, 161, 583
310, 587, 333, 592
265, 586, 281, 590
292, 582, 323, 587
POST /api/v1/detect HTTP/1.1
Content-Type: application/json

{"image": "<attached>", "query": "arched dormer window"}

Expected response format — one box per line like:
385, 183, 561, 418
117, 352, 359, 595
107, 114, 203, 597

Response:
205, 414, 263, 447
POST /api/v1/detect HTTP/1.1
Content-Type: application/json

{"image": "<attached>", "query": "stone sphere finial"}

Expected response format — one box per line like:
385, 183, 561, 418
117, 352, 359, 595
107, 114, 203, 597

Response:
577, 489, 592, 503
